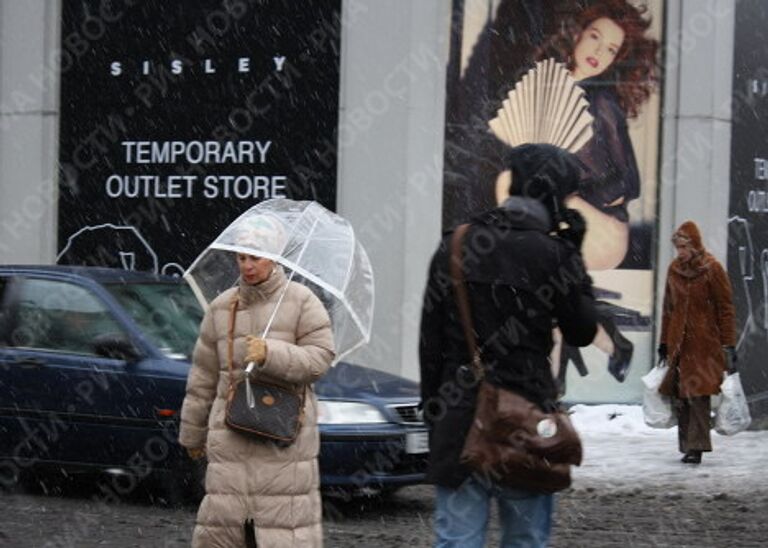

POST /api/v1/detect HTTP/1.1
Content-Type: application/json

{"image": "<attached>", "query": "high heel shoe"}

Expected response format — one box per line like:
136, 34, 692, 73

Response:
556, 344, 589, 397
607, 329, 633, 382
596, 303, 634, 382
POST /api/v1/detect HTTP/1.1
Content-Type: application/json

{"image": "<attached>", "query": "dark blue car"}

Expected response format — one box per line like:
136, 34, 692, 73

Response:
0, 266, 427, 497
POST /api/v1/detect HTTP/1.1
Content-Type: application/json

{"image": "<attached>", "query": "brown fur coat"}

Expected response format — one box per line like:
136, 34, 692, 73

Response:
658, 221, 736, 398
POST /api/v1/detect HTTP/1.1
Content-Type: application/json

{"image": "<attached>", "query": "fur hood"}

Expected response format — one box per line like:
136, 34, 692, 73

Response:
670, 220, 717, 279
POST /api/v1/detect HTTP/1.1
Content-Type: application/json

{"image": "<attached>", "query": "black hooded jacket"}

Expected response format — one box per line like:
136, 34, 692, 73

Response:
419, 197, 598, 487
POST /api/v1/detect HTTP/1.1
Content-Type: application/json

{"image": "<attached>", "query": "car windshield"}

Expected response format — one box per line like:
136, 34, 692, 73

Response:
105, 281, 203, 360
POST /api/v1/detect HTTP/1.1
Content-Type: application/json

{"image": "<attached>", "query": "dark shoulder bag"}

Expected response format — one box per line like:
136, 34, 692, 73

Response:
450, 224, 583, 493
224, 294, 305, 445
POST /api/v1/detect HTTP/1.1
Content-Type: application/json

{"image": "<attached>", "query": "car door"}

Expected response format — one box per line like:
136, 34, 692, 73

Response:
0, 274, 163, 470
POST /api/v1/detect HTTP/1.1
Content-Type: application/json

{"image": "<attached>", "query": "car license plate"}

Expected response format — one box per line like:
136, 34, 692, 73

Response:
405, 431, 429, 454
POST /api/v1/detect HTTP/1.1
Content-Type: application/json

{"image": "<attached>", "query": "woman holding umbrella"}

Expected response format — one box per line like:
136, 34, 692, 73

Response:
179, 212, 335, 548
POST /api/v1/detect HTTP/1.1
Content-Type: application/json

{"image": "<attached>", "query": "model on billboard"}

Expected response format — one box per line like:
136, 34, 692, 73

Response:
467, 0, 659, 270
529, 0, 659, 270
540, 0, 659, 386
444, 0, 659, 391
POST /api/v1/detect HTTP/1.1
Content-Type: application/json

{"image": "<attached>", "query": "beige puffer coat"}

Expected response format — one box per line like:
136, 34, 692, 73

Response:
179, 267, 334, 548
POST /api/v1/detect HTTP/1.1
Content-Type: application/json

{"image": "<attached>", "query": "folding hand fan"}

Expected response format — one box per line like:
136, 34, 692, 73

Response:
488, 58, 594, 152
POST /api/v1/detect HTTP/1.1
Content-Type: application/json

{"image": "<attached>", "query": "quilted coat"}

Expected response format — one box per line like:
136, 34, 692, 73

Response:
179, 267, 334, 548
658, 221, 736, 398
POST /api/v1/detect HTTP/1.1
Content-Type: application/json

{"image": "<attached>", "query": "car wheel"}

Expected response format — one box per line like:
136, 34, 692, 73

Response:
18, 467, 92, 497
0, 460, 20, 492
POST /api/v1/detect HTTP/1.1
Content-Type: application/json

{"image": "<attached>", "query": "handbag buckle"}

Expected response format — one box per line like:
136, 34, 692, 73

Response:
536, 417, 558, 438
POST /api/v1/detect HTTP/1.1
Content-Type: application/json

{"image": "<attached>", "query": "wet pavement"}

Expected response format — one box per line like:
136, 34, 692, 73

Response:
1, 479, 766, 547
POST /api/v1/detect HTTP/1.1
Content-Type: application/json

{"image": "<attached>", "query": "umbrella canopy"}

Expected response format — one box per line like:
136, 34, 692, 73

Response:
184, 198, 374, 362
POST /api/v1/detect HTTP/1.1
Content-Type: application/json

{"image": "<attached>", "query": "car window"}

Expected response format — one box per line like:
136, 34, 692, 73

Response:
11, 278, 127, 355
105, 282, 203, 360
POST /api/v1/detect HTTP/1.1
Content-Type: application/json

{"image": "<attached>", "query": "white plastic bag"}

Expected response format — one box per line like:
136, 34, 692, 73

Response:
642, 363, 677, 428
715, 372, 751, 435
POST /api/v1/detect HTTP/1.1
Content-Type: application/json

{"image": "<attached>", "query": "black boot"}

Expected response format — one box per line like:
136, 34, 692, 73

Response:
681, 450, 702, 464
607, 332, 633, 383
595, 303, 634, 382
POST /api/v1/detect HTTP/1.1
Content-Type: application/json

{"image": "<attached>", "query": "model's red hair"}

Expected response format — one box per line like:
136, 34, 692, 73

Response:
537, 0, 660, 118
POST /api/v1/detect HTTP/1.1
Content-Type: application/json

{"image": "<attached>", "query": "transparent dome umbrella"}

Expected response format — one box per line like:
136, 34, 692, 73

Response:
184, 198, 374, 364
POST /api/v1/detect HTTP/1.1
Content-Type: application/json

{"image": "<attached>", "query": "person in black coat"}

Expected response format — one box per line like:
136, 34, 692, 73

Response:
420, 144, 598, 547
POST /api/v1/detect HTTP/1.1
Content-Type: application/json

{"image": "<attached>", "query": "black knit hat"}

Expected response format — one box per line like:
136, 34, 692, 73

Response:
505, 143, 581, 204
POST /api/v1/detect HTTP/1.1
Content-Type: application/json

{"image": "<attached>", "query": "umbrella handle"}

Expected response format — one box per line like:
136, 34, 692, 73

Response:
246, 362, 256, 408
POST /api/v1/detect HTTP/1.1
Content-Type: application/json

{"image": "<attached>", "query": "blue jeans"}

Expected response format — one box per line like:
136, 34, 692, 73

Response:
434, 475, 553, 547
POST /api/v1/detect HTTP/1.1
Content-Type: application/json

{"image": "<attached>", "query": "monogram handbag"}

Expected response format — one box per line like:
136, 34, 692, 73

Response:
224, 295, 305, 444
449, 225, 583, 493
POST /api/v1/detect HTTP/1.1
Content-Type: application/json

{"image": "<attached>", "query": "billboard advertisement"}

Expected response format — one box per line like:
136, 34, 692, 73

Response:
442, 0, 664, 402
58, 0, 341, 275
728, 0, 768, 419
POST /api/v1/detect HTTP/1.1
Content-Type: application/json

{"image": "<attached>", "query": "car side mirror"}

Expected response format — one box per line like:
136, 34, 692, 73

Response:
92, 334, 142, 362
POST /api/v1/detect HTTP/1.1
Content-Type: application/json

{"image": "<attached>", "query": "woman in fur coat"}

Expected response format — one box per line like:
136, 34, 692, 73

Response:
657, 220, 737, 464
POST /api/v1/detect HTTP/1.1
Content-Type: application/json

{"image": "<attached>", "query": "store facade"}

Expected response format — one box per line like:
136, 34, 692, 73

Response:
0, 1, 763, 418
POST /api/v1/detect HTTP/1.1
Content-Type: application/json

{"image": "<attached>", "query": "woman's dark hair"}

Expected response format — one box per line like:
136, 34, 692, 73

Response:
536, 0, 660, 118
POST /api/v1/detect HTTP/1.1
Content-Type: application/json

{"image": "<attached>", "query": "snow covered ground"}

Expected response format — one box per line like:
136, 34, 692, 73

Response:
569, 404, 768, 494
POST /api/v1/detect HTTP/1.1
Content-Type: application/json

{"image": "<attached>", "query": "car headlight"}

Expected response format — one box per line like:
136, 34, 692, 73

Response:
317, 401, 388, 424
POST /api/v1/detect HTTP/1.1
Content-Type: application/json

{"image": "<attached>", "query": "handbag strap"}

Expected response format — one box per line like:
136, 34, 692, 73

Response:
227, 294, 239, 386
449, 224, 484, 379
226, 292, 307, 406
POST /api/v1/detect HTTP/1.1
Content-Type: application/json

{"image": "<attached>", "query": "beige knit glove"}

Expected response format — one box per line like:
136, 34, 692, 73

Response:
187, 447, 206, 460
245, 335, 267, 365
